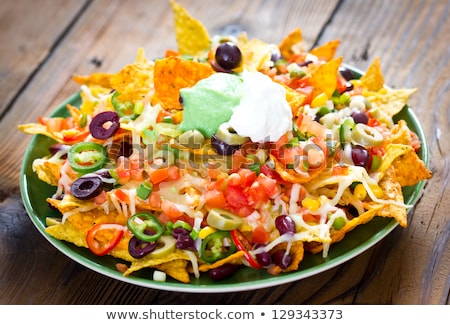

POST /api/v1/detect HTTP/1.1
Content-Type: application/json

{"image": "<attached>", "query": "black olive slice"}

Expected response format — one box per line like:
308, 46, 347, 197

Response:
70, 176, 103, 200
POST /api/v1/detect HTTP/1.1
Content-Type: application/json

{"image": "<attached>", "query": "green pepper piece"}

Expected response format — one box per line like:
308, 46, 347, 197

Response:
136, 181, 153, 200
68, 142, 107, 174
111, 92, 137, 120
127, 212, 164, 242
173, 220, 192, 232
200, 231, 237, 263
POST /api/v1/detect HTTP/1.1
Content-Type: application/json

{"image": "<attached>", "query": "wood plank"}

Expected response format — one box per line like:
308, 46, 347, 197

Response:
0, 0, 88, 117
313, 0, 450, 304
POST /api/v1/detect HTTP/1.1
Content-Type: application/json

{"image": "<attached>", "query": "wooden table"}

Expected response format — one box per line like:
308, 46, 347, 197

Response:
1, 0, 448, 305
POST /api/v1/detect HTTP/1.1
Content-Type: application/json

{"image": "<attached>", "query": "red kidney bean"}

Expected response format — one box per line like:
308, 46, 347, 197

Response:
209, 263, 239, 281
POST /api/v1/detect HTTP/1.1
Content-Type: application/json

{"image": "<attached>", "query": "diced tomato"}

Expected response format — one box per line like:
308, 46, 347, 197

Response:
296, 85, 314, 105
161, 200, 183, 218
204, 189, 227, 209
237, 168, 257, 188
370, 146, 385, 157
114, 189, 129, 203
251, 225, 270, 244
247, 174, 278, 206
232, 205, 254, 218
230, 150, 249, 172
332, 165, 349, 176
94, 190, 108, 205
367, 118, 381, 127
167, 165, 180, 180
270, 133, 289, 158
62, 129, 90, 143
116, 169, 131, 185
296, 113, 327, 138
224, 185, 248, 208
149, 167, 169, 184
336, 76, 347, 94
302, 213, 320, 224
130, 169, 143, 181
149, 192, 162, 209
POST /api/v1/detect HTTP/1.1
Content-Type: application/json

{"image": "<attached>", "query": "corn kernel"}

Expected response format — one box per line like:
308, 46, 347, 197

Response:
369, 184, 384, 198
172, 110, 183, 124
351, 79, 363, 87
353, 183, 367, 200
311, 93, 328, 108
301, 197, 320, 212
239, 223, 253, 233
198, 226, 216, 239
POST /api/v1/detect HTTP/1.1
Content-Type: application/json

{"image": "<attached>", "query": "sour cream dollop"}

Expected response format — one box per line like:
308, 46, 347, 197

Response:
228, 71, 292, 142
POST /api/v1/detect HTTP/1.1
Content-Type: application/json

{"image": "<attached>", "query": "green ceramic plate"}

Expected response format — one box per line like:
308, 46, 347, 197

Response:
20, 66, 429, 293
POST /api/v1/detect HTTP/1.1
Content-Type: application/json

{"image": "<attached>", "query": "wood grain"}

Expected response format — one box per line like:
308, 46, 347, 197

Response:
0, 0, 448, 305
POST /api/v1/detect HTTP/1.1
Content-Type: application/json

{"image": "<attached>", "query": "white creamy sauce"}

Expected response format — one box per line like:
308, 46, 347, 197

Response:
228, 71, 292, 143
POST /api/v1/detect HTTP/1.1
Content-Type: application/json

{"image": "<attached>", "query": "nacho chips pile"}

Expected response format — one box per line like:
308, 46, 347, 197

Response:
18, 0, 431, 284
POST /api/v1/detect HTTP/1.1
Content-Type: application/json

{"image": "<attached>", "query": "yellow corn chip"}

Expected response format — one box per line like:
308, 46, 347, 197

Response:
304, 204, 385, 254
152, 56, 214, 109
241, 38, 273, 72
278, 82, 306, 114
72, 72, 114, 88
309, 39, 340, 61
310, 56, 343, 98
360, 57, 384, 91
278, 28, 303, 60
123, 250, 191, 276
376, 143, 412, 178
33, 159, 62, 186
198, 251, 245, 272
365, 87, 417, 117
110, 49, 154, 103
376, 166, 408, 227
155, 259, 191, 283
392, 149, 432, 187
267, 240, 304, 275
170, 0, 211, 56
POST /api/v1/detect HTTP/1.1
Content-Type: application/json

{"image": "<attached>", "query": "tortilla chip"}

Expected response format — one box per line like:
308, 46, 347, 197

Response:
155, 259, 191, 283
72, 72, 114, 88
278, 28, 303, 60
279, 82, 306, 114
110, 49, 154, 103
32, 159, 61, 186
17, 123, 61, 142
366, 87, 417, 117
152, 56, 214, 109
376, 143, 413, 178
267, 240, 304, 275
123, 250, 191, 276
198, 251, 245, 272
331, 204, 386, 242
170, 0, 211, 56
309, 39, 340, 61
376, 166, 408, 227
392, 149, 432, 187
377, 143, 431, 186
241, 38, 273, 72
271, 154, 324, 184
360, 57, 384, 91
389, 120, 413, 145
304, 204, 385, 254
309, 56, 343, 98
